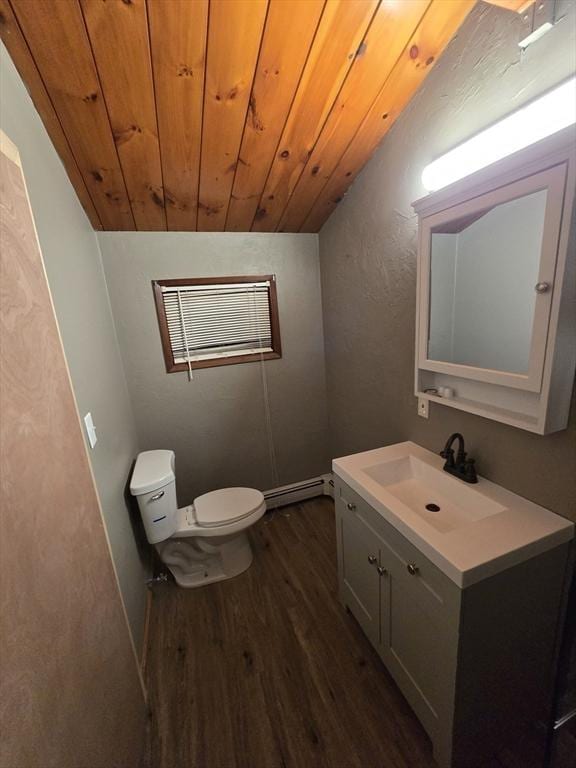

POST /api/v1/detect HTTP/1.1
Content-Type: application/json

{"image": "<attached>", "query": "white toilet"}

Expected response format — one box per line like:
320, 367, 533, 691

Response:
130, 450, 266, 588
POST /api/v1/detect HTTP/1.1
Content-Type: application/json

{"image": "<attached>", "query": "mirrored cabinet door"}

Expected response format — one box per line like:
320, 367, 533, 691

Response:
429, 188, 546, 374
418, 164, 566, 392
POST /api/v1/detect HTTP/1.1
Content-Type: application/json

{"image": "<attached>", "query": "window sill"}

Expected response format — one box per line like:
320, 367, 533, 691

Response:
165, 350, 282, 373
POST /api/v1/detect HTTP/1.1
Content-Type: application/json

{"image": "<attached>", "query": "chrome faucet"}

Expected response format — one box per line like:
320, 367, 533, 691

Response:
439, 433, 478, 484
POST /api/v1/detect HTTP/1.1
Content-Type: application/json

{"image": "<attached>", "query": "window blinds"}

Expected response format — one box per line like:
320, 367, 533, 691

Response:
161, 281, 273, 364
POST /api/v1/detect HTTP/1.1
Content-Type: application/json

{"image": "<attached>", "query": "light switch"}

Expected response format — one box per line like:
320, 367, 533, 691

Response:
83, 412, 98, 449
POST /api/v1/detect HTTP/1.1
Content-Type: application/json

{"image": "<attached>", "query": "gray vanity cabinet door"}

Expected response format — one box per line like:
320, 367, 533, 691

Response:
338, 509, 381, 647
378, 539, 457, 743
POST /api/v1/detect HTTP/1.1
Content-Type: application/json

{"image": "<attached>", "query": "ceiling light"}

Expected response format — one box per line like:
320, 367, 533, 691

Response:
421, 77, 576, 192
518, 0, 556, 50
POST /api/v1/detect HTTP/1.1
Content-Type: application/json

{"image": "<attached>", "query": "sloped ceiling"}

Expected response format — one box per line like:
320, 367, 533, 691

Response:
0, 0, 488, 232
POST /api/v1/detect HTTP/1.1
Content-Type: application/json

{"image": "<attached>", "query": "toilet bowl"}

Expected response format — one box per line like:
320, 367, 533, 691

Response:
130, 450, 266, 588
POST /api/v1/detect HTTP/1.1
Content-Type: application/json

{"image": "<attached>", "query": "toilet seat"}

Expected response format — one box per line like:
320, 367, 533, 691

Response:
131, 448, 266, 587
194, 487, 265, 528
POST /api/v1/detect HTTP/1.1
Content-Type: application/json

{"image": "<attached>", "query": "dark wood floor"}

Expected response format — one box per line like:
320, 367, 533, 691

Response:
144, 497, 437, 768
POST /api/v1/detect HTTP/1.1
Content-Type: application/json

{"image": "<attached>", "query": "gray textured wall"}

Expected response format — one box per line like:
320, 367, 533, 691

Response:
98, 232, 329, 506
0, 43, 149, 650
319, 1, 576, 520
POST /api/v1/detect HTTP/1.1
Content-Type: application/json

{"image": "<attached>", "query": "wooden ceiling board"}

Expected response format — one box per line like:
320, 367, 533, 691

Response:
251, 0, 379, 233
11, 0, 134, 230
278, 0, 431, 233
148, 0, 208, 232
5, 0, 477, 234
0, 0, 102, 229
483, 0, 532, 11
81, 0, 166, 231
302, 0, 476, 232
225, 0, 325, 233
197, 0, 268, 232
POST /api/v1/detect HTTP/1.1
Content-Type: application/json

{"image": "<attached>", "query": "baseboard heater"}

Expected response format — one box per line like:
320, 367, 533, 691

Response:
263, 474, 333, 510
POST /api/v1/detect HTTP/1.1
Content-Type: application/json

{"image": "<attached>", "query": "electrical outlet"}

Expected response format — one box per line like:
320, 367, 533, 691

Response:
418, 397, 429, 419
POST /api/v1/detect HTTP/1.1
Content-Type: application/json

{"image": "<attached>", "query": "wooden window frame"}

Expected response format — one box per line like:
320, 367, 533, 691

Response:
152, 275, 282, 373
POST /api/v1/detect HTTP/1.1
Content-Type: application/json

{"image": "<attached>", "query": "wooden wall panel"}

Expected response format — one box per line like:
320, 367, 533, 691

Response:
0, 131, 145, 768
251, 0, 378, 233
225, 0, 324, 232
148, 0, 208, 231
81, 0, 166, 231
11, 0, 134, 230
302, 0, 476, 232
278, 0, 431, 233
0, 0, 102, 230
197, 0, 268, 232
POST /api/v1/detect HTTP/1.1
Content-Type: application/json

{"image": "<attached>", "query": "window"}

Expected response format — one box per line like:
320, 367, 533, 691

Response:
152, 275, 281, 373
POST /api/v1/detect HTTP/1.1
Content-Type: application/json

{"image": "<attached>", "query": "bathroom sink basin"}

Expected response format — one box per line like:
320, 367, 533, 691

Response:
333, 441, 574, 586
363, 455, 504, 534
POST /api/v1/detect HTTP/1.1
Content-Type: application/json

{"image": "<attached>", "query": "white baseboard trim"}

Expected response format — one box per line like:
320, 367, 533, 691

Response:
263, 473, 333, 510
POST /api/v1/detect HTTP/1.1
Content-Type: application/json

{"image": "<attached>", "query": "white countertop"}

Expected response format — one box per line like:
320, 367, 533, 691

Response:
333, 441, 574, 587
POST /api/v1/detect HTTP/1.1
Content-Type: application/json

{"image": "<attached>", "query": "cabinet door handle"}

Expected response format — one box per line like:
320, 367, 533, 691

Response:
534, 282, 550, 293
377, 566, 388, 576
346, 502, 356, 511
367, 555, 377, 565
407, 563, 419, 576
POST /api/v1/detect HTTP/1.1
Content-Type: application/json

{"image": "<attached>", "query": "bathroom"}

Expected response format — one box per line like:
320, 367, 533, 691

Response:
0, 0, 575, 766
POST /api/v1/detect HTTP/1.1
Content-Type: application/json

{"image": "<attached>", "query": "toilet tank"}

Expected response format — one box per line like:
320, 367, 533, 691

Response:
130, 450, 178, 544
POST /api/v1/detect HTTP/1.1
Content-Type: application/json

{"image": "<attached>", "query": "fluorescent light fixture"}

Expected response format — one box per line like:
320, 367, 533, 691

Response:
518, 21, 553, 50
421, 77, 576, 192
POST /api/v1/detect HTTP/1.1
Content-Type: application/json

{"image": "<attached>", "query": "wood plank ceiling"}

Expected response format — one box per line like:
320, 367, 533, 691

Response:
0, 0, 480, 233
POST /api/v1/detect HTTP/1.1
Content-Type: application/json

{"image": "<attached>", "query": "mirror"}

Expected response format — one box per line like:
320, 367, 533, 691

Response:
428, 189, 547, 373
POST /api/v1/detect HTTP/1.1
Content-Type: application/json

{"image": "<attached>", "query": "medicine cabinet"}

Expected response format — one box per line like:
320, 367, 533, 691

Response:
413, 126, 576, 433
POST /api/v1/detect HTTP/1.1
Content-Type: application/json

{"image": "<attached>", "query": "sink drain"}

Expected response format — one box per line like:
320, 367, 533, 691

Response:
425, 503, 441, 512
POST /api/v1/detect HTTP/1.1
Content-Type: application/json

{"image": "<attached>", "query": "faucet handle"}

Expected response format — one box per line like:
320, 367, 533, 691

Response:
464, 458, 478, 483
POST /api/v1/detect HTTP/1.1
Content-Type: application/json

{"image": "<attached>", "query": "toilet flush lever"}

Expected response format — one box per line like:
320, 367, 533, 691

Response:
150, 490, 165, 502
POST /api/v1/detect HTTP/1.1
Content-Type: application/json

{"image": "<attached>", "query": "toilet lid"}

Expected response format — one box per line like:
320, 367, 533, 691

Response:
194, 487, 265, 527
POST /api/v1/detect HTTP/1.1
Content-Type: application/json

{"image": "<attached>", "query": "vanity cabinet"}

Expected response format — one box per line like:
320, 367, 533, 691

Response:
334, 474, 572, 768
